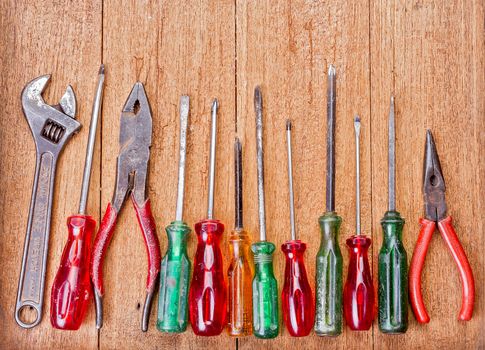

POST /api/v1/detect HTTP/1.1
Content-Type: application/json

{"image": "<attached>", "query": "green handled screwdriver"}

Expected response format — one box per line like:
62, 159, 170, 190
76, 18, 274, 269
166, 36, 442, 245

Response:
157, 95, 191, 333
378, 96, 408, 333
314, 65, 343, 336
252, 86, 279, 339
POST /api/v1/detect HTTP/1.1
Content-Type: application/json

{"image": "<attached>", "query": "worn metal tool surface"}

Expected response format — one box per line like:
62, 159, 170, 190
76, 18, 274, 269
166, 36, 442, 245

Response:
157, 95, 192, 333
90, 82, 161, 332
50, 65, 105, 330
16, 75, 81, 329
314, 65, 343, 336
378, 96, 408, 334
251, 86, 279, 339
409, 130, 475, 323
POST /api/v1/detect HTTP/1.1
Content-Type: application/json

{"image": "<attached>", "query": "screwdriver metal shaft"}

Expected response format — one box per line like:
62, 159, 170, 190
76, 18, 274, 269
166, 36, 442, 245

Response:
355, 117, 361, 235
378, 96, 408, 333
251, 86, 279, 339
315, 65, 343, 336
79, 65, 105, 214
287, 120, 296, 240
343, 116, 375, 330
281, 120, 314, 337
157, 95, 192, 333
255, 88, 267, 241
388, 97, 396, 212
189, 99, 227, 336
207, 99, 217, 220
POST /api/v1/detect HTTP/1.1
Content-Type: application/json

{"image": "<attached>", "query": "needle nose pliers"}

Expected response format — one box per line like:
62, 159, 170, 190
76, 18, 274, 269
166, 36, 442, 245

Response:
90, 82, 161, 332
409, 130, 475, 324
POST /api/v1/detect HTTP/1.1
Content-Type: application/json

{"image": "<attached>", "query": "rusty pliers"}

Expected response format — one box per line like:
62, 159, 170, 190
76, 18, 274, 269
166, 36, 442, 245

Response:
409, 130, 475, 323
90, 82, 161, 332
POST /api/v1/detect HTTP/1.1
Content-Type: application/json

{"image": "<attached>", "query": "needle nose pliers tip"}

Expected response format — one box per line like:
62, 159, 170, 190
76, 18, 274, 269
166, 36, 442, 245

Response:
409, 130, 475, 324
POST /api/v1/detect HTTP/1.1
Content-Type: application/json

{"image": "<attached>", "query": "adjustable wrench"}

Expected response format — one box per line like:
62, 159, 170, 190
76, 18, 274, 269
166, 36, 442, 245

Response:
15, 75, 81, 328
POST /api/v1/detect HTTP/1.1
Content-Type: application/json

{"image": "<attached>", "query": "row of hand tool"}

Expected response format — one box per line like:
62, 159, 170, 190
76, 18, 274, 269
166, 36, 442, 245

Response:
15, 65, 475, 339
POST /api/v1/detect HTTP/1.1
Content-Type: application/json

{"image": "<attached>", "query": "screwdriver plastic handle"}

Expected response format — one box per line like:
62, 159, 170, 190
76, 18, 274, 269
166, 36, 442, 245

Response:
251, 241, 279, 339
409, 217, 474, 323
227, 228, 254, 336
314, 212, 343, 336
157, 221, 191, 333
189, 219, 227, 336
378, 211, 408, 333
343, 235, 375, 330
281, 240, 314, 337
50, 215, 96, 330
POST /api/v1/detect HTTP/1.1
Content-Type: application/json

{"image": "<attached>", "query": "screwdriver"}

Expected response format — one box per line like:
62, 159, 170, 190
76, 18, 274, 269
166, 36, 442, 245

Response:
50, 65, 105, 330
227, 137, 254, 336
281, 120, 314, 337
378, 96, 408, 333
343, 116, 375, 330
157, 96, 191, 333
188, 99, 227, 336
314, 65, 343, 336
252, 86, 279, 339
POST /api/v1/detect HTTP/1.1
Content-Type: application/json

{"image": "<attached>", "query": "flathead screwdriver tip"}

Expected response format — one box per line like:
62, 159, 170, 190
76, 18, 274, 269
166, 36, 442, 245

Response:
286, 119, 292, 130
254, 86, 262, 109
99, 64, 105, 75
328, 64, 336, 76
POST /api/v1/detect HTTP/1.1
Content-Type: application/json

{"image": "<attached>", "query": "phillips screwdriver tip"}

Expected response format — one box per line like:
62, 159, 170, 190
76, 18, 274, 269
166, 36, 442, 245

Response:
212, 98, 218, 110
354, 115, 361, 136
286, 119, 292, 130
328, 64, 336, 76
98, 64, 105, 75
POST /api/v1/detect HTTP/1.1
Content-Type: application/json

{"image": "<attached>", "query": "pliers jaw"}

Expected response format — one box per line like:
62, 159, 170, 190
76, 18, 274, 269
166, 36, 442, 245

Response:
411, 130, 475, 324
111, 82, 152, 211
423, 130, 447, 222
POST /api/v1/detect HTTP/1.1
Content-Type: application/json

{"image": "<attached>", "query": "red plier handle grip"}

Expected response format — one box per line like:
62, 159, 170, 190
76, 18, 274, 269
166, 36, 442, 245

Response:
409, 216, 475, 323
90, 195, 161, 331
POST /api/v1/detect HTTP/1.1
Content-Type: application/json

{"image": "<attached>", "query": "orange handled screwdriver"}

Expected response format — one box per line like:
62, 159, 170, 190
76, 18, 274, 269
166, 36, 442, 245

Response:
227, 138, 254, 336
50, 65, 105, 330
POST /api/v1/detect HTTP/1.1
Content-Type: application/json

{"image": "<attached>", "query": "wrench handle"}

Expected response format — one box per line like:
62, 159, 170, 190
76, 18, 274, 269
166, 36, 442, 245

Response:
15, 152, 57, 328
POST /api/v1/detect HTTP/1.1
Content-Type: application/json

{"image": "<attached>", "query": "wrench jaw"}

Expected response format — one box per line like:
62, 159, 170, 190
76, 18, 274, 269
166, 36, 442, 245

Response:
59, 85, 76, 119
21, 75, 81, 154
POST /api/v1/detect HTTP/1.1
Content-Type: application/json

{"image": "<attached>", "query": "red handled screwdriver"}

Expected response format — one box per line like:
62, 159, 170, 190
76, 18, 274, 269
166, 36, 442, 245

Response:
343, 116, 375, 330
281, 120, 314, 337
50, 65, 105, 330
188, 99, 227, 336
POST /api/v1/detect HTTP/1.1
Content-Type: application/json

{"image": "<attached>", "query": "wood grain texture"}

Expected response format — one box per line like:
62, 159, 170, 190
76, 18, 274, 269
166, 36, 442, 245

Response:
0, 0, 483, 349
0, 1, 101, 349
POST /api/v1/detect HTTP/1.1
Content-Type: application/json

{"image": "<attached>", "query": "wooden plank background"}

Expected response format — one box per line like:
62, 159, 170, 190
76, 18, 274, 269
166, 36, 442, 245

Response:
0, 0, 483, 349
